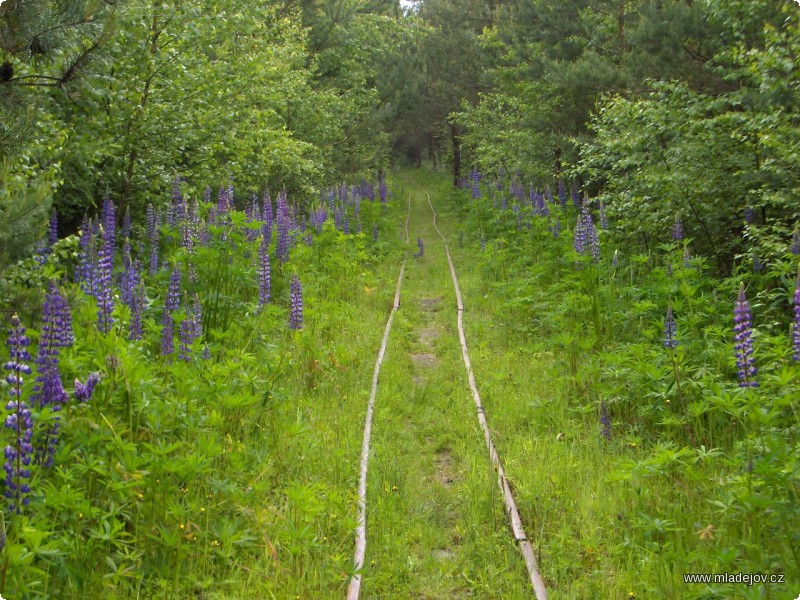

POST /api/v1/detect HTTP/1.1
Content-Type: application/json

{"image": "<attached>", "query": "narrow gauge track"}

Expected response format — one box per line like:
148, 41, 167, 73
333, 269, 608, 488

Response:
347, 188, 547, 599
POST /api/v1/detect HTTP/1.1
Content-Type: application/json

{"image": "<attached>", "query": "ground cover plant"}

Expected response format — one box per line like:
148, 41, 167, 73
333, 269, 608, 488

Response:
0, 179, 405, 598
438, 168, 800, 598
2, 1, 800, 598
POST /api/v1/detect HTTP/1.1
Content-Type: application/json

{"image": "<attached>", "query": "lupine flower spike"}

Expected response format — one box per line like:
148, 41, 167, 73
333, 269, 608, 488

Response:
258, 235, 271, 310
95, 225, 115, 333
161, 267, 182, 357
74, 373, 100, 403
664, 305, 678, 349
733, 283, 758, 387
4, 315, 34, 512
672, 214, 683, 241
792, 267, 800, 362
289, 275, 303, 330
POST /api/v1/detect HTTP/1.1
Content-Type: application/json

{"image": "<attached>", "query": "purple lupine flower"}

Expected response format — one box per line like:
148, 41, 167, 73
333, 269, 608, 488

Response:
120, 239, 134, 307
147, 205, 160, 276
31, 285, 71, 467
203, 186, 212, 205
202, 344, 211, 360
414, 237, 424, 258
343, 212, 351, 235
557, 179, 567, 210
571, 184, 581, 210
4, 315, 34, 512
471, 168, 481, 199
258, 234, 271, 310
333, 206, 343, 232
752, 254, 764, 273
544, 187, 553, 206
792, 226, 800, 256
182, 204, 196, 252
74, 372, 100, 403
100, 193, 116, 254
178, 293, 196, 362
552, 216, 561, 238
672, 214, 684, 241
31, 282, 72, 410
744, 206, 756, 224
176, 179, 188, 224
379, 180, 387, 204
121, 244, 144, 341
178, 319, 194, 362
512, 180, 525, 202
146, 204, 156, 241
77, 216, 96, 294
733, 283, 757, 387
535, 190, 549, 217
599, 400, 611, 441
289, 275, 303, 330
316, 208, 327, 233
792, 268, 800, 362
599, 201, 608, 230
189, 199, 202, 251
95, 225, 114, 333
161, 267, 182, 357
664, 305, 678, 349
585, 212, 600, 262
216, 186, 227, 214
276, 192, 291, 263
573, 216, 587, 255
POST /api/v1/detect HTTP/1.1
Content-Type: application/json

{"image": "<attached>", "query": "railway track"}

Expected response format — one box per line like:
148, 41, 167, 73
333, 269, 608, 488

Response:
347, 187, 547, 599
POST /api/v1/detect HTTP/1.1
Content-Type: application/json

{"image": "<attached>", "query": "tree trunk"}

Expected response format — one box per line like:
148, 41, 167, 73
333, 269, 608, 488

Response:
450, 122, 461, 187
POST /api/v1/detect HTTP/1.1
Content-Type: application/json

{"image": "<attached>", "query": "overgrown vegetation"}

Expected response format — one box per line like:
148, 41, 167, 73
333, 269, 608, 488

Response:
2, 0, 799, 597
438, 169, 799, 598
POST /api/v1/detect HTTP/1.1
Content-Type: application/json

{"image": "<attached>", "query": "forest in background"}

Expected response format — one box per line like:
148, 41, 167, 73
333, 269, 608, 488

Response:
2, 0, 799, 273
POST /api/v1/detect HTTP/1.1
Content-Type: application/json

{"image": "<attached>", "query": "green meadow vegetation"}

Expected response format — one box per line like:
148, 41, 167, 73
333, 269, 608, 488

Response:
2, 0, 800, 598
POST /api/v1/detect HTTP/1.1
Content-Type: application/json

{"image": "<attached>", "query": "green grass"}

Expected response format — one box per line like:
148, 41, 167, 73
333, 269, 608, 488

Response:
359, 181, 531, 598
4, 169, 796, 599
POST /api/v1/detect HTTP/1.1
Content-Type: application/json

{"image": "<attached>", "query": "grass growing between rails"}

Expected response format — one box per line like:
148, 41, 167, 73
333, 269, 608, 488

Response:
424, 168, 800, 599
0, 180, 410, 598
360, 182, 532, 598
